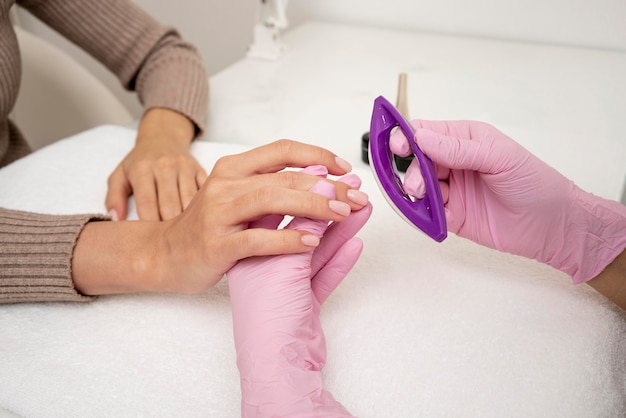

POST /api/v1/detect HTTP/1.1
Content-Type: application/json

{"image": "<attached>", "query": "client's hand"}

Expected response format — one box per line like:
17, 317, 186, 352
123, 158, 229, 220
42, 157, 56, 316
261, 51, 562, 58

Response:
390, 120, 626, 284
106, 108, 206, 221
227, 166, 372, 417
73, 141, 368, 297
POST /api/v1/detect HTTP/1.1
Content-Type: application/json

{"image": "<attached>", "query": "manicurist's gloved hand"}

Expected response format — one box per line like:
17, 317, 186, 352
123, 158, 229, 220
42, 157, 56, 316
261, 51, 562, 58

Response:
390, 120, 626, 286
227, 166, 372, 418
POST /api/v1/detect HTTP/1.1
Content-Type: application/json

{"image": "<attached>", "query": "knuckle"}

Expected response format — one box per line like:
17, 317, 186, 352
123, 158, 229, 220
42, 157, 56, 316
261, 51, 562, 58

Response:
473, 120, 495, 131
106, 166, 124, 187
201, 177, 229, 198
213, 155, 234, 174
278, 230, 297, 249
237, 231, 255, 253
276, 171, 302, 189
241, 229, 293, 256
135, 195, 157, 208
155, 156, 178, 172
273, 138, 296, 156
236, 186, 282, 214
106, 172, 117, 188
251, 186, 278, 206
132, 159, 153, 172
126, 163, 153, 183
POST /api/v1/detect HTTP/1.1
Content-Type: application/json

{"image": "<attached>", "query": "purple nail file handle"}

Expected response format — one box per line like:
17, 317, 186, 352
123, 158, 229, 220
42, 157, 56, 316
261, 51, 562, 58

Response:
369, 95, 447, 242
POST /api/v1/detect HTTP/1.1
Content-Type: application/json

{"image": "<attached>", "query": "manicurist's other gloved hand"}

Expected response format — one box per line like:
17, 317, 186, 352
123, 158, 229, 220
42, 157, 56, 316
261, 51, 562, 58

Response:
390, 120, 626, 304
227, 166, 373, 417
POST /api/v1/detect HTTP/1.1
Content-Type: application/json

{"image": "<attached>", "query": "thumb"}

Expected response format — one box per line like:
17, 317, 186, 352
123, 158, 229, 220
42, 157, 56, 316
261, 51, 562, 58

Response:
311, 202, 372, 277
312, 237, 363, 305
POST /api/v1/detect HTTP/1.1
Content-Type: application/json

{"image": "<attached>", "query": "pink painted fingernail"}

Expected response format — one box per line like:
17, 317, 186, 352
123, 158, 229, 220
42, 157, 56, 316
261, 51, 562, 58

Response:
335, 156, 352, 172
329, 200, 351, 216
347, 189, 369, 205
107, 209, 119, 221
301, 234, 320, 247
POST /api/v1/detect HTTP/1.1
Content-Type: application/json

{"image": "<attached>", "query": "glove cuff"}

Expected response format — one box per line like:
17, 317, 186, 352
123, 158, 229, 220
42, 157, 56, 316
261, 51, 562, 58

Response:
240, 369, 353, 418
549, 187, 626, 284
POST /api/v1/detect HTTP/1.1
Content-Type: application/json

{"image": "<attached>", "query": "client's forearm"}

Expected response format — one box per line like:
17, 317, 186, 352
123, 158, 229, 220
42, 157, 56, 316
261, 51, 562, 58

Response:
71, 220, 164, 295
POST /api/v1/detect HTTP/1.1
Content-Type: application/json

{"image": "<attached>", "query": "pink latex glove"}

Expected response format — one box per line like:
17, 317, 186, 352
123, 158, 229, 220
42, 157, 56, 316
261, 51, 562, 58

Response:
390, 120, 626, 284
227, 166, 373, 417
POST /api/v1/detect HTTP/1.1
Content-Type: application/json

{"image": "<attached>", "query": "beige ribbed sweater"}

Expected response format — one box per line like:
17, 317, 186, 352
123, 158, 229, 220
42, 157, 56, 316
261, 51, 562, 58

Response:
0, 0, 208, 303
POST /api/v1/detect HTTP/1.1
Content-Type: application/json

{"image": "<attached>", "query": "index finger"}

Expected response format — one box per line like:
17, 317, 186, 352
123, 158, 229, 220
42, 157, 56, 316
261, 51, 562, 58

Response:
211, 139, 353, 178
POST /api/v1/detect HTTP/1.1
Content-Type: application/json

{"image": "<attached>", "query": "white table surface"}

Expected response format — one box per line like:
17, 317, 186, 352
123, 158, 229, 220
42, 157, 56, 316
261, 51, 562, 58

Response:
1, 125, 624, 418
206, 21, 626, 202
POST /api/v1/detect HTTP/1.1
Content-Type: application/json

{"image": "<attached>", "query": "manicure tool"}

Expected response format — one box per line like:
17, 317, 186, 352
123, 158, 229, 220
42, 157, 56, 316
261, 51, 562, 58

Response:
369, 95, 447, 242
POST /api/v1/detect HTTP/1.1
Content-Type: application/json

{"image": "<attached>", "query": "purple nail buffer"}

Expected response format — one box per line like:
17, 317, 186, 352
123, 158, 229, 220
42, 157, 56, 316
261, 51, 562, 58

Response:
369, 95, 447, 242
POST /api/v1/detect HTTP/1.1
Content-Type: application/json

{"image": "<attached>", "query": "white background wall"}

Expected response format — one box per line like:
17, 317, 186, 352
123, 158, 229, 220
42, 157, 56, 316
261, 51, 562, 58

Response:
289, 0, 626, 51
14, 0, 626, 118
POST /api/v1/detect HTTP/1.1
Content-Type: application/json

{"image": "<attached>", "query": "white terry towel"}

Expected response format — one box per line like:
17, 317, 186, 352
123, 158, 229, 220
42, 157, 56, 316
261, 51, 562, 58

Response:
0, 125, 624, 418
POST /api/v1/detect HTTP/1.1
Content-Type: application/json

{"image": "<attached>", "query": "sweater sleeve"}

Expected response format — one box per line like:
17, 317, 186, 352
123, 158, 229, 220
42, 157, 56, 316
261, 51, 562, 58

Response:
19, 0, 209, 136
0, 207, 107, 304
